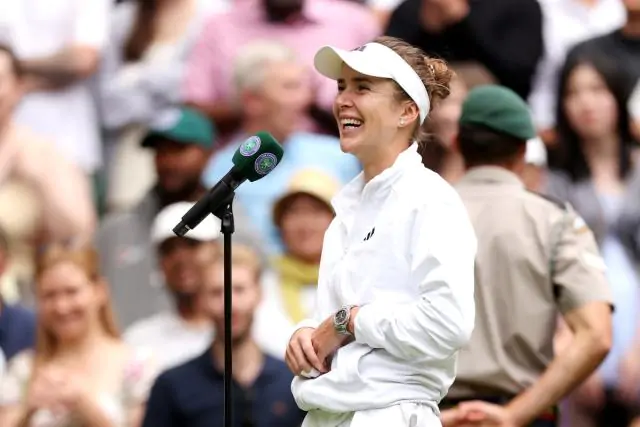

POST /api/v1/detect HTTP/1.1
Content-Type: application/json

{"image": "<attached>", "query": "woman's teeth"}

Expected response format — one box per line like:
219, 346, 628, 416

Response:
341, 118, 363, 129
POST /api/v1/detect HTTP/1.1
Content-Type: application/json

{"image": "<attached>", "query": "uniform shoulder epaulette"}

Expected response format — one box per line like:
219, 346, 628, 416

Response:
526, 190, 569, 211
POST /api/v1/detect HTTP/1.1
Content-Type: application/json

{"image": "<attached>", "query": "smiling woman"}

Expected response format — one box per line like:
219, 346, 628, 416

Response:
314, 36, 453, 181
284, 36, 477, 427
0, 244, 157, 427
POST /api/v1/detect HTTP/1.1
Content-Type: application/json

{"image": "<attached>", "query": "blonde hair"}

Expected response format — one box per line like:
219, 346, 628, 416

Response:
200, 243, 263, 283
233, 40, 298, 94
34, 244, 120, 363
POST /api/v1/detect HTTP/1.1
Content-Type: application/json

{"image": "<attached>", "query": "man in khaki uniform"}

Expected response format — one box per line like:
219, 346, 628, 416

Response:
441, 85, 613, 427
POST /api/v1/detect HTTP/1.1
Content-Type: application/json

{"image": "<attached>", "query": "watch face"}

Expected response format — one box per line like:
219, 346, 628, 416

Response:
335, 309, 347, 323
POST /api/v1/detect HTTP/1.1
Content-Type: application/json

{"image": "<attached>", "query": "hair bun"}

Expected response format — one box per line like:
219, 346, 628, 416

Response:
424, 57, 453, 104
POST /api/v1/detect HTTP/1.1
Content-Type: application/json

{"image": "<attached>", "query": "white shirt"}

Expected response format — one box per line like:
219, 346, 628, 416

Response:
0, 0, 111, 173
124, 311, 213, 371
528, 0, 626, 129
291, 144, 477, 414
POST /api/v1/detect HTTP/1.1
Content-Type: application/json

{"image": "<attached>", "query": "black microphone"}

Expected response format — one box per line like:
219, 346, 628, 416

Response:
173, 132, 284, 237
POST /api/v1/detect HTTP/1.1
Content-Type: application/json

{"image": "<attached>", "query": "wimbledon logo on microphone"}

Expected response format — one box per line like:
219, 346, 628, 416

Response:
239, 136, 261, 157
255, 153, 278, 176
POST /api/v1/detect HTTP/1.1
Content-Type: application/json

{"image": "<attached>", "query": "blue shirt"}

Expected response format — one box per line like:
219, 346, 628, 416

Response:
142, 349, 306, 427
203, 132, 361, 253
0, 301, 36, 361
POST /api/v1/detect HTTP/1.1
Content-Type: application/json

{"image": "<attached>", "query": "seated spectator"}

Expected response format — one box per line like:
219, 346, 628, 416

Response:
124, 202, 220, 371
528, 0, 625, 139
0, 244, 157, 427
99, 0, 228, 212
545, 52, 640, 427
0, 45, 96, 298
255, 169, 339, 357
0, 227, 35, 362
97, 106, 259, 328
184, 0, 379, 136
385, 0, 543, 99
203, 41, 360, 253
0, 0, 110, 177
567, 0, 640, 100
141, 244, 305, 427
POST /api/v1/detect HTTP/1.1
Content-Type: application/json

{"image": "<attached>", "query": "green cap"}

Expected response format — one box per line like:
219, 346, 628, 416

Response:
459, 85, 536, 141
141, 106, 216, 149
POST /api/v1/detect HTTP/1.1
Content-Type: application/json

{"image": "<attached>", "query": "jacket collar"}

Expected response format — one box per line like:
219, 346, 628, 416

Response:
332, 143, 421, 217
458, 166, 524, 188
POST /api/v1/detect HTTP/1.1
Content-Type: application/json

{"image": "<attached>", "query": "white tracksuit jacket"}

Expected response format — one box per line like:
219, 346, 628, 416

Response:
291, 144, 477, 416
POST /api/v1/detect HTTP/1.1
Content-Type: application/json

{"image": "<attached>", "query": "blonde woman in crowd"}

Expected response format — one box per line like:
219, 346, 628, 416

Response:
0, 244, 157, 427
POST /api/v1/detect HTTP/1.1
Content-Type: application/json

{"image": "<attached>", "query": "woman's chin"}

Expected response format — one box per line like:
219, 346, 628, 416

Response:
339, 135, 362, 154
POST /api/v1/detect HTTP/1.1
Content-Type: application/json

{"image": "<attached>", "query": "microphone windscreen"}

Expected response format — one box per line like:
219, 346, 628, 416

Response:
232, 132, 284, 182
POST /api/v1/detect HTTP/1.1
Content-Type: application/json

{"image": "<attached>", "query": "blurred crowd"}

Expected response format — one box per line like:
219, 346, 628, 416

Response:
0, 0, 638, 426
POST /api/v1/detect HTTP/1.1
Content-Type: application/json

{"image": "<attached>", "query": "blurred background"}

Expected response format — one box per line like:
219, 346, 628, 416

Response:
0, 0, 639, 426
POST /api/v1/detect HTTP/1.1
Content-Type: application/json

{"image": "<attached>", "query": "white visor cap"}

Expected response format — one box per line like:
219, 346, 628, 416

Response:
314, 43, 431, 125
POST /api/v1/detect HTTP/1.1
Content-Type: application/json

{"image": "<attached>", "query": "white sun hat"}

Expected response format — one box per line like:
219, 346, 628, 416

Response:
151, 202, 221, 245
314, 43, 431, 125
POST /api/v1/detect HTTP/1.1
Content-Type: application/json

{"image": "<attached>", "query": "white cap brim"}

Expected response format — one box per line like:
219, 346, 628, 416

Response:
151, 202, 221, 245
314, 43, 430, 125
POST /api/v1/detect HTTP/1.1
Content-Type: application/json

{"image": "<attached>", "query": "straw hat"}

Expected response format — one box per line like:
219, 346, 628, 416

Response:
273, 169, 340, 227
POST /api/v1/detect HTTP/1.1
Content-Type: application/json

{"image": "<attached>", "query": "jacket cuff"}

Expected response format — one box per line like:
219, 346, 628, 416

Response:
352, 303, 381, 346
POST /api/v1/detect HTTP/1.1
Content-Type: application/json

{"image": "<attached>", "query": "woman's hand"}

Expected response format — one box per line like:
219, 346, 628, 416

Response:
440, 408, 463, 427
311, 316, 350, 371
55, 373, 88, 412
456, 401, 518, 427
26, 369, 67, 414
285, 327, 325, 376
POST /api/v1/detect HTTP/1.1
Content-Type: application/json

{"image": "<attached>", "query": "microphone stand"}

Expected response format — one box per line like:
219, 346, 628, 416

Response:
212, 193, 235, 427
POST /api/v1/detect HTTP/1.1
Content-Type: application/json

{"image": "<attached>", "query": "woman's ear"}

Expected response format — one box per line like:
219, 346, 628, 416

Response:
399, 102, 420, 128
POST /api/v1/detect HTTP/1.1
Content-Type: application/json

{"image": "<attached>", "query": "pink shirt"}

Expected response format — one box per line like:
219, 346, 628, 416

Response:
183, 0, 380, 111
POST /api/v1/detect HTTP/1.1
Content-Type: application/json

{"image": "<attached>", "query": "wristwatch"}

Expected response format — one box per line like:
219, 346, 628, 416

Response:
333, 305, 356, 336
